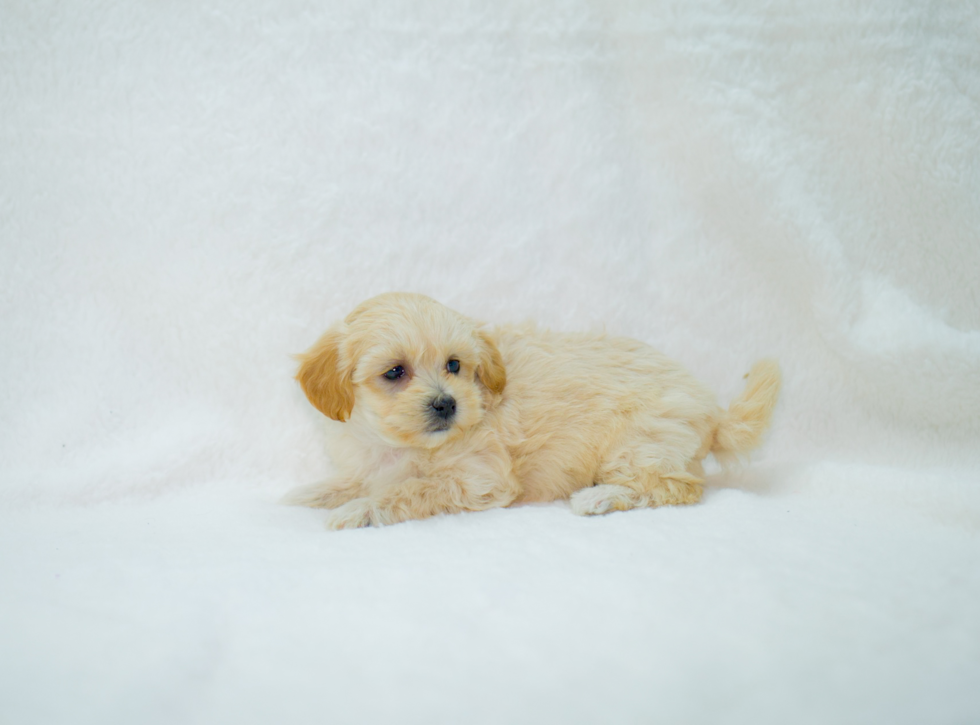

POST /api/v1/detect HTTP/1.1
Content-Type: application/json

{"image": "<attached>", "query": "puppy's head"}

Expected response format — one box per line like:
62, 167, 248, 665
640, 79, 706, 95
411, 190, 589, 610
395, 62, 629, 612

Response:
296, 293, 505, 448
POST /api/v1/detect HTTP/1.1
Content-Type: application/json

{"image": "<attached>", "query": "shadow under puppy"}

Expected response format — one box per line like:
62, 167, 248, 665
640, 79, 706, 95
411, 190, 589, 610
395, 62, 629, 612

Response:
289, 292, 780, 530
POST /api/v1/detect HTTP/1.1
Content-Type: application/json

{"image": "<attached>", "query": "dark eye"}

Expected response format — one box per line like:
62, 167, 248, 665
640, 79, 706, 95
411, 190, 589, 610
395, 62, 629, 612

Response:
446, 359, 460, 374
383, 365, 405, 381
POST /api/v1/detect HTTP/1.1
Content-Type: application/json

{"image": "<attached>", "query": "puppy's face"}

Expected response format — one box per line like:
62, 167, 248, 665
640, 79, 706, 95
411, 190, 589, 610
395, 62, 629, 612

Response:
296, 293, 505, 449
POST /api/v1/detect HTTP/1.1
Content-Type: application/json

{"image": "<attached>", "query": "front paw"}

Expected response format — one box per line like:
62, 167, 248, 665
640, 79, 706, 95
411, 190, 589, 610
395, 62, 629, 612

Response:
324, 498, 376, 530
283, 479, 361, 509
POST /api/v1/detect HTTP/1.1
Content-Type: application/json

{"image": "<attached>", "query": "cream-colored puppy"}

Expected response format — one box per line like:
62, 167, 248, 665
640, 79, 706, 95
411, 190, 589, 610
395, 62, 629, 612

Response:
290, 292, 780, 530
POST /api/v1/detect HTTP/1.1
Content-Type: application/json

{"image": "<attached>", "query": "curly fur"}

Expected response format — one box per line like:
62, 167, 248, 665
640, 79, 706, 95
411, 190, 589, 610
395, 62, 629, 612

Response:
288, 293, 781, 529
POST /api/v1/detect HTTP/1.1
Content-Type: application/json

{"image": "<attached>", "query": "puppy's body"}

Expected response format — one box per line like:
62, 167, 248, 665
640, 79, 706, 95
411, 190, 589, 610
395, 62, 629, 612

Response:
487, 325, 714, 503
291, 293, 780, 529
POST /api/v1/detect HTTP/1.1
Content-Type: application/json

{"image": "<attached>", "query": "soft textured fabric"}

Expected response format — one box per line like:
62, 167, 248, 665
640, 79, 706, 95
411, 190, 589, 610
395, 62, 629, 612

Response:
1, 2, 978, 723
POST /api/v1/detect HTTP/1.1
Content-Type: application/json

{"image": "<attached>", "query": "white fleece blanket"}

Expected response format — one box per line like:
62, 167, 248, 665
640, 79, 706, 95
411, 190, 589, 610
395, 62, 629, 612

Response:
2, 1, 979, 723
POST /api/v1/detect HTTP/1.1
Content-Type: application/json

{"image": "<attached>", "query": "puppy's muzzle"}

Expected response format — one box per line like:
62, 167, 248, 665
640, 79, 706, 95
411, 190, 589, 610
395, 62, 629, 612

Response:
428, 393, 457, 426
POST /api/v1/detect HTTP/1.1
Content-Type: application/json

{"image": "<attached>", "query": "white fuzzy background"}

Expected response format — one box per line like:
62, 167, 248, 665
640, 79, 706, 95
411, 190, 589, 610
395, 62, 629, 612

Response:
2, 2, 979, 723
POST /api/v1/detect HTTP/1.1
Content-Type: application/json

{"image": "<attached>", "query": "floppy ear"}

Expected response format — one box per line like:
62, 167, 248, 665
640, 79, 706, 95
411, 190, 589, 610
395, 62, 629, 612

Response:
295, 326, 355, 422
476, 330, 506, 395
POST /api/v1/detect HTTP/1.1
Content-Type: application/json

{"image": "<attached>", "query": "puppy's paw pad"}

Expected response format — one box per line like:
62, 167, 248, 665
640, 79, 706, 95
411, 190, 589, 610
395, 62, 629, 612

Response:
570, 485, 636, 516
324, 498, 375, 530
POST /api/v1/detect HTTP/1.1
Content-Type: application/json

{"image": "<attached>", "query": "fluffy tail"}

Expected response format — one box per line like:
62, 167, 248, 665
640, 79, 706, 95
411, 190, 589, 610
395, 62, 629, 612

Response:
711, 359, 781, 467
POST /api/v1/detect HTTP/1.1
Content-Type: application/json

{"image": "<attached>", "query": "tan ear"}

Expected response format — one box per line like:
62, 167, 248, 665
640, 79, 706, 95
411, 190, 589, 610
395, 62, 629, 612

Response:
476, 330, 506, 395
295, 327, 355, 422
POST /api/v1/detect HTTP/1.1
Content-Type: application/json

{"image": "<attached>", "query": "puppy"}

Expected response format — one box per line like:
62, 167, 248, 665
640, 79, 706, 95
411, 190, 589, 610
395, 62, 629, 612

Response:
290, 292, 780, 530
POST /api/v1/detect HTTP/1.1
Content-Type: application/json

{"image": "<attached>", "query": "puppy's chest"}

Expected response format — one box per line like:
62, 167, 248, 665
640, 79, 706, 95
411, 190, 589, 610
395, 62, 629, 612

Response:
356, 446, 420, 494
337, 431, 413, 477
376, 445, 407, 467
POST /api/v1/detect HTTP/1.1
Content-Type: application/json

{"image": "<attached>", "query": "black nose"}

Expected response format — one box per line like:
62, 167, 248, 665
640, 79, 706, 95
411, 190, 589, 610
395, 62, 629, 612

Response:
430, 394, 457, 420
